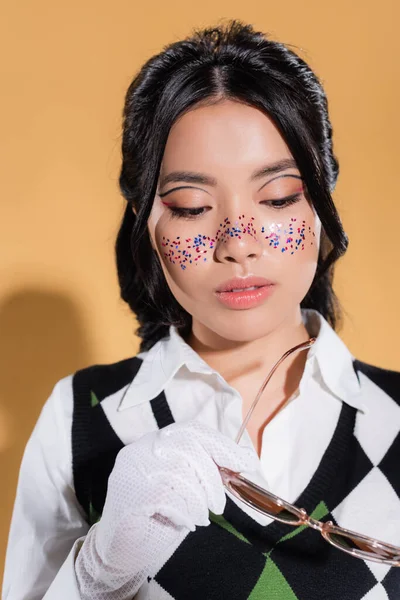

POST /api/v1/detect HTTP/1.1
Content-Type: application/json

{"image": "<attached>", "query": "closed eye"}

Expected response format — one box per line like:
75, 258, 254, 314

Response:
261, 192, 303, 209
166, 206, 210, 220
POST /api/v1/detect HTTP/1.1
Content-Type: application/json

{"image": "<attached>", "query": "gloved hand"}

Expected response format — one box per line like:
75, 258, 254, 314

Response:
75, 420, 258, 600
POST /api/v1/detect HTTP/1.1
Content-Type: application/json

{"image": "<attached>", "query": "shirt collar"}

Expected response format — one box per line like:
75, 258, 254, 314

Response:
118, 309, 365, 413
301, 309, 365, 413
118, 326, 214, 411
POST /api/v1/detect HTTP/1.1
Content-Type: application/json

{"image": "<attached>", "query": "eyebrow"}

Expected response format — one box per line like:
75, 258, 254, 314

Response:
158, 158, 299, 189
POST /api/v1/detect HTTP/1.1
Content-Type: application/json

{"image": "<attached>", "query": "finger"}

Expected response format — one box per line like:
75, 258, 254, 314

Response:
162, 421, 259, 473
154, 467, 218, 525
142, 482, 202, 530
154, 434, 227, 515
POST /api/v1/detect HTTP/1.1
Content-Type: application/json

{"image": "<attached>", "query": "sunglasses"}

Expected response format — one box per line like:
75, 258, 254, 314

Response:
220, 338, 400, 567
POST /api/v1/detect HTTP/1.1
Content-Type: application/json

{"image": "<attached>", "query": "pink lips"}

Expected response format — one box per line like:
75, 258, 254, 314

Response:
215, 276, 276, 310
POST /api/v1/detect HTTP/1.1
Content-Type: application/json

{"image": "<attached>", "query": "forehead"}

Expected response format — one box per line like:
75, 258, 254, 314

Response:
160, 99, 293, 176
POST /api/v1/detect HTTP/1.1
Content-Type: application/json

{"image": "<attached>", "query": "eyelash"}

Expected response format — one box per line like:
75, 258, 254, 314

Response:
166, 193, 302, 220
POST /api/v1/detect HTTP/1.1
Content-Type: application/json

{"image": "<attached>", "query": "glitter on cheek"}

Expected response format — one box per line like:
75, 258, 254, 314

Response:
161, 232, 210, 270
161, 215, 316, 270
264, 218, 316, 253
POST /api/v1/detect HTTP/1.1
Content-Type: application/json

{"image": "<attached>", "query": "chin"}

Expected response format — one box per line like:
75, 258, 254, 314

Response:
204, 310, 280, 344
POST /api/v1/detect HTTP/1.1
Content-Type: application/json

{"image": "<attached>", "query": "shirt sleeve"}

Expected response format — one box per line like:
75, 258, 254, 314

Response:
2, 375, 90, 600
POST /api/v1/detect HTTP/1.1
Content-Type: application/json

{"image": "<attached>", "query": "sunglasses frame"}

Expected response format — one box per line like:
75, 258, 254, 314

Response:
221, 467, 400, 566
221, 337, 400, 567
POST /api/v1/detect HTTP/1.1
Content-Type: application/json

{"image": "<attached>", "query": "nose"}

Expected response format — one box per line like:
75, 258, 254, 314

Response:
214, 218, 263, 265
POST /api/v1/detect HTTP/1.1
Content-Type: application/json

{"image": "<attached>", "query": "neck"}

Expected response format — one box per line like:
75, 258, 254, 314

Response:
188, 309, 310, 385
187, 309, 311, 451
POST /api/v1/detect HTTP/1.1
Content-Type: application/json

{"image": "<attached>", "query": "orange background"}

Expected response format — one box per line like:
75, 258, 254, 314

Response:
1, 0, 399, 582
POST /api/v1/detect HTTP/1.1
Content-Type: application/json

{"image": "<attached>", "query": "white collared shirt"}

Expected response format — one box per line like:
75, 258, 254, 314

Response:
3, 309, 382, 600
111, 309, 365, 511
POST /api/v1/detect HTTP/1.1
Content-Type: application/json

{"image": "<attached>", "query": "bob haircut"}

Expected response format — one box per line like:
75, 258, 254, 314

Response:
116, 19, 348, 351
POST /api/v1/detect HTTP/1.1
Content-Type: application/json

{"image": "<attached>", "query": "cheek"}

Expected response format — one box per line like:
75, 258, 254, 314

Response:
263, 217, 318, 258
158, 232, 213, 271
152, 222, 214, 299
271, 215, 321, 299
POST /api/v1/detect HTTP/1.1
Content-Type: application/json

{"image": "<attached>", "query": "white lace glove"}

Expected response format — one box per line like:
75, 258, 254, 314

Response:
75, 421, 258, 600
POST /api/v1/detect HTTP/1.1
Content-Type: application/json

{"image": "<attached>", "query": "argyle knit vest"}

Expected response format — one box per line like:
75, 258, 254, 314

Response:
71, 357, 400, 599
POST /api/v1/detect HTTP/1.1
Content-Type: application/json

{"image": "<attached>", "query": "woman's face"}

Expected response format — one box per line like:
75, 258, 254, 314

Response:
147, 99, 321, 343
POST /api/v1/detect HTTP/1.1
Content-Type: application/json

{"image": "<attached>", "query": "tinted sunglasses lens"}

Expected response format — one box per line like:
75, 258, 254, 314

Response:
326, 528, 400, 564
227, 477, 301, 524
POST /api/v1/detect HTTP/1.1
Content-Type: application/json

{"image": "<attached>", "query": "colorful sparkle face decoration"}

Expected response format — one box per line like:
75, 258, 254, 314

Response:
161, 215, 316, 270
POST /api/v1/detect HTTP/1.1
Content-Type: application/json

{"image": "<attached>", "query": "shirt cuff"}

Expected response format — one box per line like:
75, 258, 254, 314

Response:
42, 536, 85, 599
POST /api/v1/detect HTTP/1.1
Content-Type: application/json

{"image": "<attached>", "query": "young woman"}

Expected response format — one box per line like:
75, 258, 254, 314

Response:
3, 19, 400, 600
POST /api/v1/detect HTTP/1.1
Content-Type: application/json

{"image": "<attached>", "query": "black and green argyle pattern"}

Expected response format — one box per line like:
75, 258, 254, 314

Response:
71, 356, 400, 599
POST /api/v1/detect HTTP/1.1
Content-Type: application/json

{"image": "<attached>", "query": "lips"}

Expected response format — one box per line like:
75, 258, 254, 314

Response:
215, 276, 275, 293
215, 276, 276, 310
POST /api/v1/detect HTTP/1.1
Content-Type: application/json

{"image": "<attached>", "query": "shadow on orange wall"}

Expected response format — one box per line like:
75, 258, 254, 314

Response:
0, 289, 91, 577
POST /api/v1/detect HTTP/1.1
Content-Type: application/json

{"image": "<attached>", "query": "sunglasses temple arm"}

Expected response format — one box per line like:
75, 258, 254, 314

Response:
235, 338, 316, 444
